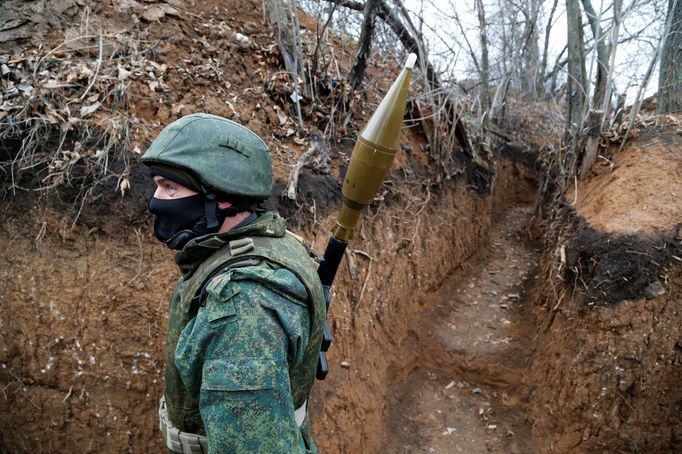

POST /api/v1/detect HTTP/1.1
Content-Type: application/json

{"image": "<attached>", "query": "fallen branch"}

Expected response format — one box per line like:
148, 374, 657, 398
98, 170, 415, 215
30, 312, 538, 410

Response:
284, 136, 330, 201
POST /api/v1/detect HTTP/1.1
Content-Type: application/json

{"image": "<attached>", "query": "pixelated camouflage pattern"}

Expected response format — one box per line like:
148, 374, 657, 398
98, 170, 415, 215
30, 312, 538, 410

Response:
141, 113, 272, 199
163, 211, 325, 453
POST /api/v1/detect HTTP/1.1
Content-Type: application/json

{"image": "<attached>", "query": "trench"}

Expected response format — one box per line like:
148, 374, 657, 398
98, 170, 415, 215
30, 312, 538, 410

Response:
311, 151, 541, 453
383, 202, 540, 453
0, 150, 541, 453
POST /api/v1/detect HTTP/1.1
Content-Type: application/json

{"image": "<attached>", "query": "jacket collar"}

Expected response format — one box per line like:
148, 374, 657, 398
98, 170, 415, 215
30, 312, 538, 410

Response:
174, 211, 286, 279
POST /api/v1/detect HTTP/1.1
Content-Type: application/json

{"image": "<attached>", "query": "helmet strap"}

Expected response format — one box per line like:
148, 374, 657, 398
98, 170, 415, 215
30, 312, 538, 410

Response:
203, 189, 220, 230
217, 200, 249, 218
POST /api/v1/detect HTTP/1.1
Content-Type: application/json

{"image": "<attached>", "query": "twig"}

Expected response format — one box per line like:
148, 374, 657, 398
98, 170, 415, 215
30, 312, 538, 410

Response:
345, 249, 357, 279
358, 259, 373, 305
63, 385, 73, 402
312, 3, 337, 75
285, 138, 328, 201
78, 30, 103, 102
352, 249, 375, 261
32, 34, 111, 79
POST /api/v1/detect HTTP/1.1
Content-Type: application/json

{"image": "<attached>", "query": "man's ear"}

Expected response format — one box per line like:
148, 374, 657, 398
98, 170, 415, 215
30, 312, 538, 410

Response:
217, 201, 233, 209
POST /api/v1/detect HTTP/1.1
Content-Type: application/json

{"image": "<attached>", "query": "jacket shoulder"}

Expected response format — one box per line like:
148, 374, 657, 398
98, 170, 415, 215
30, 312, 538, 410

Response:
204, 262, 309, 308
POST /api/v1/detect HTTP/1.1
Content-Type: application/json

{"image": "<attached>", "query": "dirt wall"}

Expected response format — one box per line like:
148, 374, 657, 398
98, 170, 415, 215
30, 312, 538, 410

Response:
525, 125, 682, 452
309, 151, 536, 452
0, 150, 536, 453
528, 239, 681, 452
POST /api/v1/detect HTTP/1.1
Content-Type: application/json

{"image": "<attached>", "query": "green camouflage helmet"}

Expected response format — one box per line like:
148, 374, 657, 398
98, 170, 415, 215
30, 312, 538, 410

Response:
141, 113, 272, 199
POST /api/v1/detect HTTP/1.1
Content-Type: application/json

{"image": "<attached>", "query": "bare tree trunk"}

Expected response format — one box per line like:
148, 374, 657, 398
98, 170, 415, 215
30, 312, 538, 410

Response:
265, 0, 302, 83
490, 0, 539, 118
659, 0, 682, 113
549, 46, 567, 93
580, 0, 608, 110
475, 0, 491, 123
621, 0, 678, 151
348, 0, 380, 90
578, 110, 602, 178
565, 0, 588, 147
600, 0, 623, 128
579, 0, 624, 177
265, 0, 306, 126
540, 0, 560, 97
521, 0, 541, 98
490, 50, 521, 121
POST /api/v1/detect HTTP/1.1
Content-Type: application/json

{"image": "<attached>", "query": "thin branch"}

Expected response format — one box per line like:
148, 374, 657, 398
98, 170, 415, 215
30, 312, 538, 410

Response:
78, 30, 103, 102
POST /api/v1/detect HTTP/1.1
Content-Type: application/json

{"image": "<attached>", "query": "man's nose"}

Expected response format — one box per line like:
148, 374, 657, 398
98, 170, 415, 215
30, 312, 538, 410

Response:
152, 186, 166, 200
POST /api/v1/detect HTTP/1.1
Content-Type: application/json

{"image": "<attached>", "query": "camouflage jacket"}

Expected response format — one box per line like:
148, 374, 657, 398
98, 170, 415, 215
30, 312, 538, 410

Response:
164, 211, 326, 453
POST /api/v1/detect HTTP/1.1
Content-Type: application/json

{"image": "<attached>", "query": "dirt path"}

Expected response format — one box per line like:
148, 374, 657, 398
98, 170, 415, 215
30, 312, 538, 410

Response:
385, 203, 540, 453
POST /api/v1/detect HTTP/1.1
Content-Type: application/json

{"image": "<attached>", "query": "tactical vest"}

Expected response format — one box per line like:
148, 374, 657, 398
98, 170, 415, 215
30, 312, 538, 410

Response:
163, 231, 326, 434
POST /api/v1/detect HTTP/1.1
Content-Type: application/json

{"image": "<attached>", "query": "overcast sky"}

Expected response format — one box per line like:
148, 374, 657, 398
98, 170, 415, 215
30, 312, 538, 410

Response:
401, 0, 664, 102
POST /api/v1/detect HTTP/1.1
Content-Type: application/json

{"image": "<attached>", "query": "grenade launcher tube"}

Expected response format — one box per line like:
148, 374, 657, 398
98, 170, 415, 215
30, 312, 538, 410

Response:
315, 53, 416, 380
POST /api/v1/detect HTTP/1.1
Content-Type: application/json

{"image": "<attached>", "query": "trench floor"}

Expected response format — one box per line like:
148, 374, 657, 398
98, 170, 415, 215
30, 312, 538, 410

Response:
386, 203, 541, 453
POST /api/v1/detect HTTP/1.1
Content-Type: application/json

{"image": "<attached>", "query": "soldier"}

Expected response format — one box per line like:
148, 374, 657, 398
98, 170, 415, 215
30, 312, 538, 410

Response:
141, 113, 326, 453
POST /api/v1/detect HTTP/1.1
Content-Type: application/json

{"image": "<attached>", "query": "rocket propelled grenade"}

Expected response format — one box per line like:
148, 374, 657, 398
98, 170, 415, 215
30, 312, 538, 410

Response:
316, 54, 416, 380
332, 53, 417, 241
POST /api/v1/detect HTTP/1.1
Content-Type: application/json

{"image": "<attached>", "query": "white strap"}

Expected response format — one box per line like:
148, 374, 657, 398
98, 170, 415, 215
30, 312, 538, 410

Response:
160, 397, 308, 453
294, 400, 307, 427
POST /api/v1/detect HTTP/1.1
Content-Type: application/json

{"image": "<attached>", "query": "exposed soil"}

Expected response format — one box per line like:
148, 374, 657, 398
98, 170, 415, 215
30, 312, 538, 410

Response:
384, 203, 539, 453
575, 120, 682, 235
526, 120, 682, 451
1, 0, 681, 453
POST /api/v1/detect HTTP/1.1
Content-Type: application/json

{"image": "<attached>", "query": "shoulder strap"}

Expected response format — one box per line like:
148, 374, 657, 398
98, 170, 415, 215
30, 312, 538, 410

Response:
188, 232, 319, 313
188, 256, 261, 314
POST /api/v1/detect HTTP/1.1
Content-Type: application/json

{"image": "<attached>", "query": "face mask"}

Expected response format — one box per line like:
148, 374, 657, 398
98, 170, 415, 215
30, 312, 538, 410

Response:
148, 194, 206, 250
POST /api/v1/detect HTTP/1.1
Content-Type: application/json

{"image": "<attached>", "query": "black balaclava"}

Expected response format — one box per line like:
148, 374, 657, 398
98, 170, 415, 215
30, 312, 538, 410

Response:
148, 167, 249, 250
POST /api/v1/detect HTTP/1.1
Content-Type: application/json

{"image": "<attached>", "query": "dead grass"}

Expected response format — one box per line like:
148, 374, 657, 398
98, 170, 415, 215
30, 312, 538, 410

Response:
0, 27, 158, 211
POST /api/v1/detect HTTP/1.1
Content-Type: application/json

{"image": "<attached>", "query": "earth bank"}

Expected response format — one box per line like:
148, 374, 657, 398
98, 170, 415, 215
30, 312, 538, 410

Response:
1, 0, 681, 452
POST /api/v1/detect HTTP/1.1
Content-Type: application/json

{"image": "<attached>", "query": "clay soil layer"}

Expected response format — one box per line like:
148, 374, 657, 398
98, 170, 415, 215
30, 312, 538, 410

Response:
1, 0, 681, 451
2, 145, 680, 453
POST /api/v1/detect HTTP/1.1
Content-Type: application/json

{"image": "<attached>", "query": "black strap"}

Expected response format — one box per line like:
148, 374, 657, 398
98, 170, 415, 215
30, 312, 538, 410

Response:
203, 189, 219, 230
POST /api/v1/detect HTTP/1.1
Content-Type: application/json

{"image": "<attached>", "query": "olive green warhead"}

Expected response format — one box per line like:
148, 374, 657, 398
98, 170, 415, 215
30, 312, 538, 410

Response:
332, 53, 416, 240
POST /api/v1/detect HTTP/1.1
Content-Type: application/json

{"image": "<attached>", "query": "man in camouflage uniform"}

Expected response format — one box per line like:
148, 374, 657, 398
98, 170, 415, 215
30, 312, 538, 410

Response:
141, 113, 326, 453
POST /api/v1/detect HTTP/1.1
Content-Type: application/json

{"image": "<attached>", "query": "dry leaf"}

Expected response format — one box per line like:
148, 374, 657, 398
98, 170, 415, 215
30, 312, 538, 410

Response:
66, 65, 92, 83
142, 5, 166, 21
161, 4, 180, 16
275, 107, 288, 125
117, 65, 132, 81
80, 102, 101, 117
119, 178, 130, 196
149, 61, 167, 73
60, 117, 80, 133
